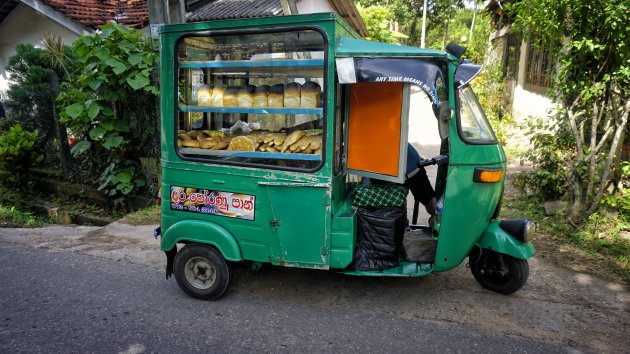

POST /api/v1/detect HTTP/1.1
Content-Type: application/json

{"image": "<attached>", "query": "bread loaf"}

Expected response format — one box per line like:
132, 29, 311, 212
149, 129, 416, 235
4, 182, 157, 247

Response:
268, 84, 284, 108
253, 85, 270, 107
211, 85, 226, 107
284, 82, 301, 108
237, 85, 256, 107
300, 81, 321, 108
223, 87, 239, 107
197, 84, 213, 106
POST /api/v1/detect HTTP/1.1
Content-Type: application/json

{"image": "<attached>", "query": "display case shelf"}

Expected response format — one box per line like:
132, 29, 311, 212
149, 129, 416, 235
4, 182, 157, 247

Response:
179, 105, 323, 115
179, 148, 321, 161
179, 59, 324, 69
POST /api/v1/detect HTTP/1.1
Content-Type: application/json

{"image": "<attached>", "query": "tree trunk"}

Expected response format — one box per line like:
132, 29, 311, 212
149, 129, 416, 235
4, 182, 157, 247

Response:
48, 71, 73, 176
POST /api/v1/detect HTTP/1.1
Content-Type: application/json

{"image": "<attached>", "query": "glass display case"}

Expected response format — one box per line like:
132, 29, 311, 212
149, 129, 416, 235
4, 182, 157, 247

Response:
175, 29, 326, 170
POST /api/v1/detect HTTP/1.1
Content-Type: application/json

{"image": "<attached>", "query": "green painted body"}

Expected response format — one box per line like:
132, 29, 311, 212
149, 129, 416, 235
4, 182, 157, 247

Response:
159, 13, 534, 276
478, 221, 536, 260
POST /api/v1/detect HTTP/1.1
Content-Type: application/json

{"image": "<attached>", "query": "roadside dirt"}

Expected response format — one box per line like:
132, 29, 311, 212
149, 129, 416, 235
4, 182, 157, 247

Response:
503, 164, 628, 285
1, 220, 627, 353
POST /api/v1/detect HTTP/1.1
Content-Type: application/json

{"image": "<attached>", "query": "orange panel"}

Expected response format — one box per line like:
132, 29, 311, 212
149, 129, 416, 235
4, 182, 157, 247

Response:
347, 82, 403, 177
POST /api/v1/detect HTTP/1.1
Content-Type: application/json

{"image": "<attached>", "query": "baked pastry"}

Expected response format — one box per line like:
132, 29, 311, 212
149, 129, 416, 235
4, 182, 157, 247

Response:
223, 87, 239, 107
187, 130, 201, 139
280, 130, 305, 152
197, 134, 216, 149
301, 81, 321, 108
197, 84, 213, 106
284, 82, 301, 108
181, 139, 200, 148
211, 141, 229, 150
227, 136, 257, 151
263, 133, 286, 147
203, 130, 224, 139
237, 85, 256, 107
253, 85, 270, 107
268, 84, 284, 108
211, 84, 226, 107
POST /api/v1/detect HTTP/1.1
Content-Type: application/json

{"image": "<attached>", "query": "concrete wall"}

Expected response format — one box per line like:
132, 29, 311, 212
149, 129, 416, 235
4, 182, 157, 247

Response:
0, 3, 80, 92
510, 40, 555, 122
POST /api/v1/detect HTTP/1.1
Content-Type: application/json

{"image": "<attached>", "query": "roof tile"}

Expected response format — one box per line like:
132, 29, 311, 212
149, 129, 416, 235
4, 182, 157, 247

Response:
42, 0, 149, 29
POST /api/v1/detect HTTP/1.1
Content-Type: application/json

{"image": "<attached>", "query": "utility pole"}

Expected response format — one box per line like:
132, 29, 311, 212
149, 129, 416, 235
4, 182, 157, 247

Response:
469, 0, 477, 42
420, 0, 428, 48
148, 0, 185, 25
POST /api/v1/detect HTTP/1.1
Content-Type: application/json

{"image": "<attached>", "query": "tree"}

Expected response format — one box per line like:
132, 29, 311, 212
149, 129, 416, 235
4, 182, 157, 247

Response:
509, 0, 629, 222
357, 4, 399, 43
357, 0, 464, 47
5, 43, 75, 175
57, 23, 158, 204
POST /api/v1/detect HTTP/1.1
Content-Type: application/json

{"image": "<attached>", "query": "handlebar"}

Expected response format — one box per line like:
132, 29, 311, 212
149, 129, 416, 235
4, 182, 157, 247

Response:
417, 155, 449, 168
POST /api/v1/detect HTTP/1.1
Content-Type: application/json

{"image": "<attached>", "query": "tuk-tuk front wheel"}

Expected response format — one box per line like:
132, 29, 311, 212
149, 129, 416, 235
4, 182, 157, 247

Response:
470, 249, 529, 295
174, 243, 232, 300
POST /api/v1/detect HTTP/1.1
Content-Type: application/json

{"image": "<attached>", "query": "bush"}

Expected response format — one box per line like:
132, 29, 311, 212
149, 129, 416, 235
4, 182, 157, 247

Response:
57, 23, 158, 204
512, 115, 573, 200
0, 124, 42, 185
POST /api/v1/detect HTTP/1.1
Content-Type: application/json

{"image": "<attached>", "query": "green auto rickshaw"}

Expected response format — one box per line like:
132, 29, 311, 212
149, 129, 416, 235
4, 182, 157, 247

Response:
156, 13, 535, 300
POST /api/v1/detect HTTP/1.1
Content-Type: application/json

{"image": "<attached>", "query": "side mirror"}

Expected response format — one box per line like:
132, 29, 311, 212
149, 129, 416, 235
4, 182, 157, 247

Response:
438, 101, 450, 140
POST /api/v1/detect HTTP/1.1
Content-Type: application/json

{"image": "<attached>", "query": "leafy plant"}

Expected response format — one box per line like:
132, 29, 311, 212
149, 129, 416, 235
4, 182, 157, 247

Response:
57, 22, 158, 204
357, 4, 401, 43
508, 0, 629, 222
0, 124, 43, 185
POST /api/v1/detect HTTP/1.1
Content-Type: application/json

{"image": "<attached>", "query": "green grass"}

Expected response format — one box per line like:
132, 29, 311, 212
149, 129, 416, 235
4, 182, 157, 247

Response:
0, 203, 49, 227
502, 179, 630, 282
122, 204, 160, 225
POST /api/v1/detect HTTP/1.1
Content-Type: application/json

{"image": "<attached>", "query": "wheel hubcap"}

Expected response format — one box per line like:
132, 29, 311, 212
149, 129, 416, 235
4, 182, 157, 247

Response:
184, 256, 217, 289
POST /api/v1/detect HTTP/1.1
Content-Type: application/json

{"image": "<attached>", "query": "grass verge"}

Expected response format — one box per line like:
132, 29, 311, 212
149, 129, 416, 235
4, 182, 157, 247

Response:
122, 205, 160, 225
0, 203, 49, 227
502, 178, 629, 283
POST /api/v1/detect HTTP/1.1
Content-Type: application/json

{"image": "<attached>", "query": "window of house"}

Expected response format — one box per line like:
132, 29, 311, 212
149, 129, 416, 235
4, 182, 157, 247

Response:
525, 40, 554, 91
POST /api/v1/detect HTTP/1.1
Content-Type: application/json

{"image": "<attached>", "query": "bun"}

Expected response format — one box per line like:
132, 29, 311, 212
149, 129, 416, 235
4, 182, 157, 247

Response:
284, 82, 301, 108
211, 85, 226, 107
237, 85, 256, 107
300, 81, 321, 108
181, 139, 200, 148
253, 85, 270, 107
197, 84, 213, 106
197, 135, 216, 149
227, 136, 256, 151
268, 84, 284, 108
223, 86, 239, 107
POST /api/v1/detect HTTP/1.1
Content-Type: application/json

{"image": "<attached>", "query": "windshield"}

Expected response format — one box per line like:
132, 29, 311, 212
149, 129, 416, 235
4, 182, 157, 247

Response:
457, 85, 497, 144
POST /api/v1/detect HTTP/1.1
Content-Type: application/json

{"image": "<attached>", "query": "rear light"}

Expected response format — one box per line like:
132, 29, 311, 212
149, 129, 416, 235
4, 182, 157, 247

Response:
157, 187, 162, 206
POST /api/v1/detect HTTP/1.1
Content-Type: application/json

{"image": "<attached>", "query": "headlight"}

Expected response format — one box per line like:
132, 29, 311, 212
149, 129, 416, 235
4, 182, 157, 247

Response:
499, 218, 535, 242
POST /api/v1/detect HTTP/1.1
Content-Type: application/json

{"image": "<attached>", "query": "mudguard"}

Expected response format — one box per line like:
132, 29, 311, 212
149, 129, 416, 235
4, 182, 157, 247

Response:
477, 220, 535, 260
160, 219, 243, 261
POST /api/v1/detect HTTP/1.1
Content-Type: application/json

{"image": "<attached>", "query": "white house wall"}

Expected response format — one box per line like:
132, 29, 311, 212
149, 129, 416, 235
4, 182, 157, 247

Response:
295, 0, 335, 14
0, 3, 79, 92
511, 40, 555, 122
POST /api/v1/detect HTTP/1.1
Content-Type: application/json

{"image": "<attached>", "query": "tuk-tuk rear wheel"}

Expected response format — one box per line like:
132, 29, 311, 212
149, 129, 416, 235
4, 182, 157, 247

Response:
470, 249, 529, 295
174, 243, 232, 300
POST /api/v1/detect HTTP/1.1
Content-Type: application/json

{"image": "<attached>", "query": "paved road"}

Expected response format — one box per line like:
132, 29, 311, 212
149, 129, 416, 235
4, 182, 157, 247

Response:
0, 241, 567, 354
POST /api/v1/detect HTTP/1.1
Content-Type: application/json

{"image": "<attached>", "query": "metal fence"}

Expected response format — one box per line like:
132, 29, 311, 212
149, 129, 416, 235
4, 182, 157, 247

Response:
1, 84, 161, 197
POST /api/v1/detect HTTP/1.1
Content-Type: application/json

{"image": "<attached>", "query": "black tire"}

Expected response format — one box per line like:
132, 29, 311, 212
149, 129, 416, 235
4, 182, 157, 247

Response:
470, 249, 529, 295
174, 243, 232, 300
